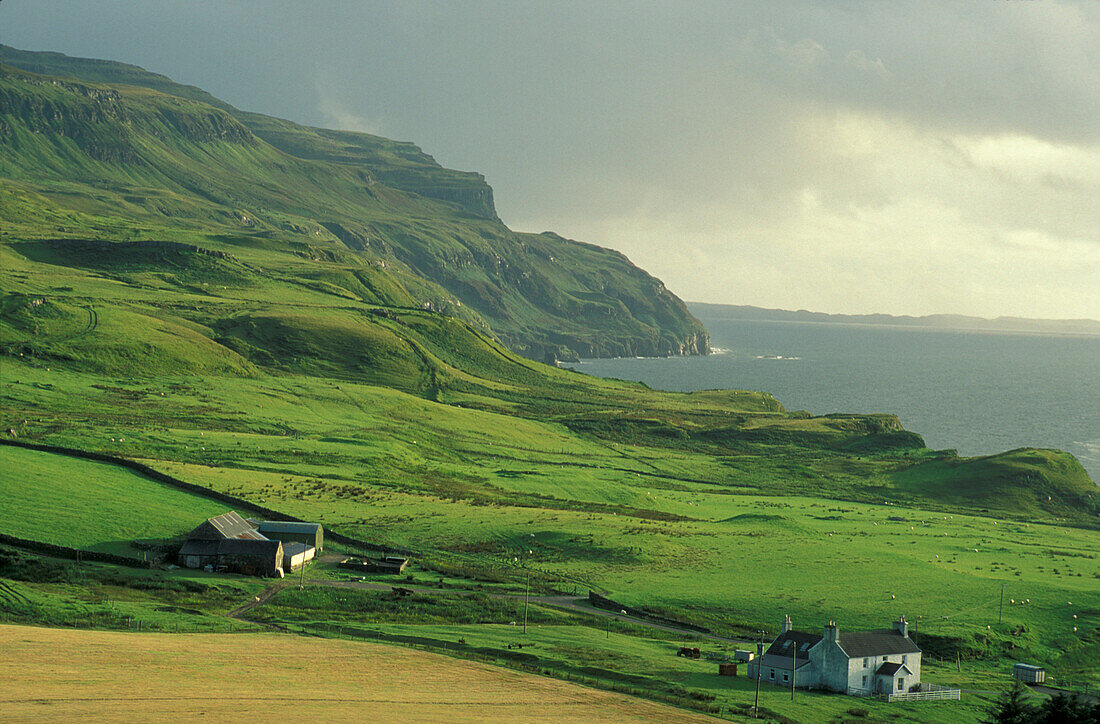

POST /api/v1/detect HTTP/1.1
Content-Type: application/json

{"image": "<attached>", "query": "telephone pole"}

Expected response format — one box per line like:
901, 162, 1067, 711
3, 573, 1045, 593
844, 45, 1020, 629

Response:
791, 639, 796, 700
753, 629, 765, 718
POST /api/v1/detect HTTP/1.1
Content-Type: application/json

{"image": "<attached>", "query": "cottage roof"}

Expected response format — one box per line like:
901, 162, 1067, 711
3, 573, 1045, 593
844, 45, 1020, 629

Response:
762, 630, 821, 669
876, 662, 913, 676
258, 521, 322, 535
837, 630, 921, 657
756, 653, 813, 671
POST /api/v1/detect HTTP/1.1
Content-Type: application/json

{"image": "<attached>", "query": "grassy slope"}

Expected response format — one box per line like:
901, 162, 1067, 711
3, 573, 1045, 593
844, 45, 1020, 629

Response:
0, 446, 230, 554
0, 51, 708, 360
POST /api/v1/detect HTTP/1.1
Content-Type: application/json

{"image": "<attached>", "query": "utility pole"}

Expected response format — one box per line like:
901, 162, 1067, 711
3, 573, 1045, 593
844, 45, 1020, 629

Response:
753, 629, 765, 718
791, 638, 796, 700
523, 572, 530, 635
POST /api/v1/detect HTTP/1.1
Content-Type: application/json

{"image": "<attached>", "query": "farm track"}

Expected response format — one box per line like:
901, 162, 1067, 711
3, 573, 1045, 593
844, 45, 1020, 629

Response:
226, 582, 288, 619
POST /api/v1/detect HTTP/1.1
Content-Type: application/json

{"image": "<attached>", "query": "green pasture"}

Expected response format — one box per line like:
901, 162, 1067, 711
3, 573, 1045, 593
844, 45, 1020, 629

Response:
0, 445, 230, 553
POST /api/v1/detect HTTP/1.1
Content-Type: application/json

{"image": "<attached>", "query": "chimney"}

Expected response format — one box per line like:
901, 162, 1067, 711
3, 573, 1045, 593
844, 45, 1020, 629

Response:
823, 620, 839, 642
893, 616, 909, 638
781, 615, 792, 634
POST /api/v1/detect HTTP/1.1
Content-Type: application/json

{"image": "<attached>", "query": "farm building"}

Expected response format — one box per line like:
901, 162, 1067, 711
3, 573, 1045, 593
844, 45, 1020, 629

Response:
255, 520, 323, 551
178, 537, 284, 577
340, 556, 408, 574
748, 616, 923, 696
1012, 663, 1045, 684
283, 541, 316, 571
179, 512, 320, 577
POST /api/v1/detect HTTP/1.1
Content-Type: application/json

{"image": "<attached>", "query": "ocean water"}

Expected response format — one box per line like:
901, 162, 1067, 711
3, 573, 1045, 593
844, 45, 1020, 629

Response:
568, 316, 1100, 483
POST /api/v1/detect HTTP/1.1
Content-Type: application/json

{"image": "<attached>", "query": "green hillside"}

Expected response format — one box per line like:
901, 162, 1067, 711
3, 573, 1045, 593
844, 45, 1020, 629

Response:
0, 47, 707, 361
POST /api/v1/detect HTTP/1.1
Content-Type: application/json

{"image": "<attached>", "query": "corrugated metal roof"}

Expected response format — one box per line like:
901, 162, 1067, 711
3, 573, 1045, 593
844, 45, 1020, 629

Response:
210, 511, 265, 539
258, 521, 322, 535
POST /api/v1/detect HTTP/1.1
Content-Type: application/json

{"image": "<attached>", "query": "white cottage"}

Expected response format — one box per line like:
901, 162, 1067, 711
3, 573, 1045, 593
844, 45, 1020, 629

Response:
748, 616, 922, 696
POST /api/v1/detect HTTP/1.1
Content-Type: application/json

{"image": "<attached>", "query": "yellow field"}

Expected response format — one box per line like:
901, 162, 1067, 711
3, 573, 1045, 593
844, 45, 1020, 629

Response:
0, 625, 714, 723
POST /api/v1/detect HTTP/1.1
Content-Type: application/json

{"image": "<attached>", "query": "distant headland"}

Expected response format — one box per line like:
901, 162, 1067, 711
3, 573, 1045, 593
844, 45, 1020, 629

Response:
689, 302, 1100, 337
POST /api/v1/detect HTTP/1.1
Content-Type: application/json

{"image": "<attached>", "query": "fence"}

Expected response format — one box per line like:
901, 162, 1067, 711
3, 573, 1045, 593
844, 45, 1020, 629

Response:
882, 683, 961, 702
0, 439, 417, 557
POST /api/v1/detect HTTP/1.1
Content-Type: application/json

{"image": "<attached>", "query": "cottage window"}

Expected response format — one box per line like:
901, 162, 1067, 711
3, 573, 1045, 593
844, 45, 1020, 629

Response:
769, 669, 775, 680
862, 676, 867, 687
897, 678, 905, 691
863, 658, 869, 668
783, 673, 789, 682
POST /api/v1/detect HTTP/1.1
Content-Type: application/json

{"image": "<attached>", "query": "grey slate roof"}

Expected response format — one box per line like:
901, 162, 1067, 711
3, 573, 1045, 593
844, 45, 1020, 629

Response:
837, 630, 921, 657
876, 663, 913, 676
757, 653, 812, 671
765, 631, 821, 661
759, 631, 821, 671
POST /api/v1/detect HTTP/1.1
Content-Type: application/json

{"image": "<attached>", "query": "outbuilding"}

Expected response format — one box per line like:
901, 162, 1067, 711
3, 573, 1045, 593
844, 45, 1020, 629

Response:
283, 541, 317, 572
1012, 663, 1045, 684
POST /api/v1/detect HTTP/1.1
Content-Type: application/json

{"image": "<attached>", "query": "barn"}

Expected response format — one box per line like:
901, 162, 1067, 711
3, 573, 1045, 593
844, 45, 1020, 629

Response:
178, 537, 284, 576
178, 512, 286, 576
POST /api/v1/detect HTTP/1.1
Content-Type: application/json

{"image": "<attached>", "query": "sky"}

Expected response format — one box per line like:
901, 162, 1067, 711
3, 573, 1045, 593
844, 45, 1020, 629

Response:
3, 1, 1098, 319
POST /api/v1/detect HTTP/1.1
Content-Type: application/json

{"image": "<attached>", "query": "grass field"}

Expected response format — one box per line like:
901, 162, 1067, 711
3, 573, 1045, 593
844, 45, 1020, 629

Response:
0, 445, 230, 554
0, 624, 718, 723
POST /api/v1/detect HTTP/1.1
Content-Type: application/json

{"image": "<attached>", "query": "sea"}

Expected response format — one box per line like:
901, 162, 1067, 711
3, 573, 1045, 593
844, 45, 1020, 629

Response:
566, 314, 1100, 483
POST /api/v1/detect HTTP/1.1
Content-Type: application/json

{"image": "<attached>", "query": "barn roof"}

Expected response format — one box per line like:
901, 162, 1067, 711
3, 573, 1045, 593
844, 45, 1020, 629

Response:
179, 539, 221, 557
187, 511, 266, 541
179, 538, 281, 558
283, 542, 314, 558
223, 539, 282, 557
837, 630, 921, 657
258, 521, 322, 535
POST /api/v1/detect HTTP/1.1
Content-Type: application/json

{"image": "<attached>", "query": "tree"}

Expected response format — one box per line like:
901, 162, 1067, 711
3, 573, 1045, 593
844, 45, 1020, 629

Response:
1037, 692, 1098, 724
984, 681, 1037, 724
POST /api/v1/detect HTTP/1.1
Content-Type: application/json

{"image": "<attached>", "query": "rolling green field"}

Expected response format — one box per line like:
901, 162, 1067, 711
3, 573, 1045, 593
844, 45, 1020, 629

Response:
0, 445, 230, 553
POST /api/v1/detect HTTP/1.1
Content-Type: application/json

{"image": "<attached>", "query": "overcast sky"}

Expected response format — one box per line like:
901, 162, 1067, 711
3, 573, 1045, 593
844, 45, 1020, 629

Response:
4, 1, 1098, 318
